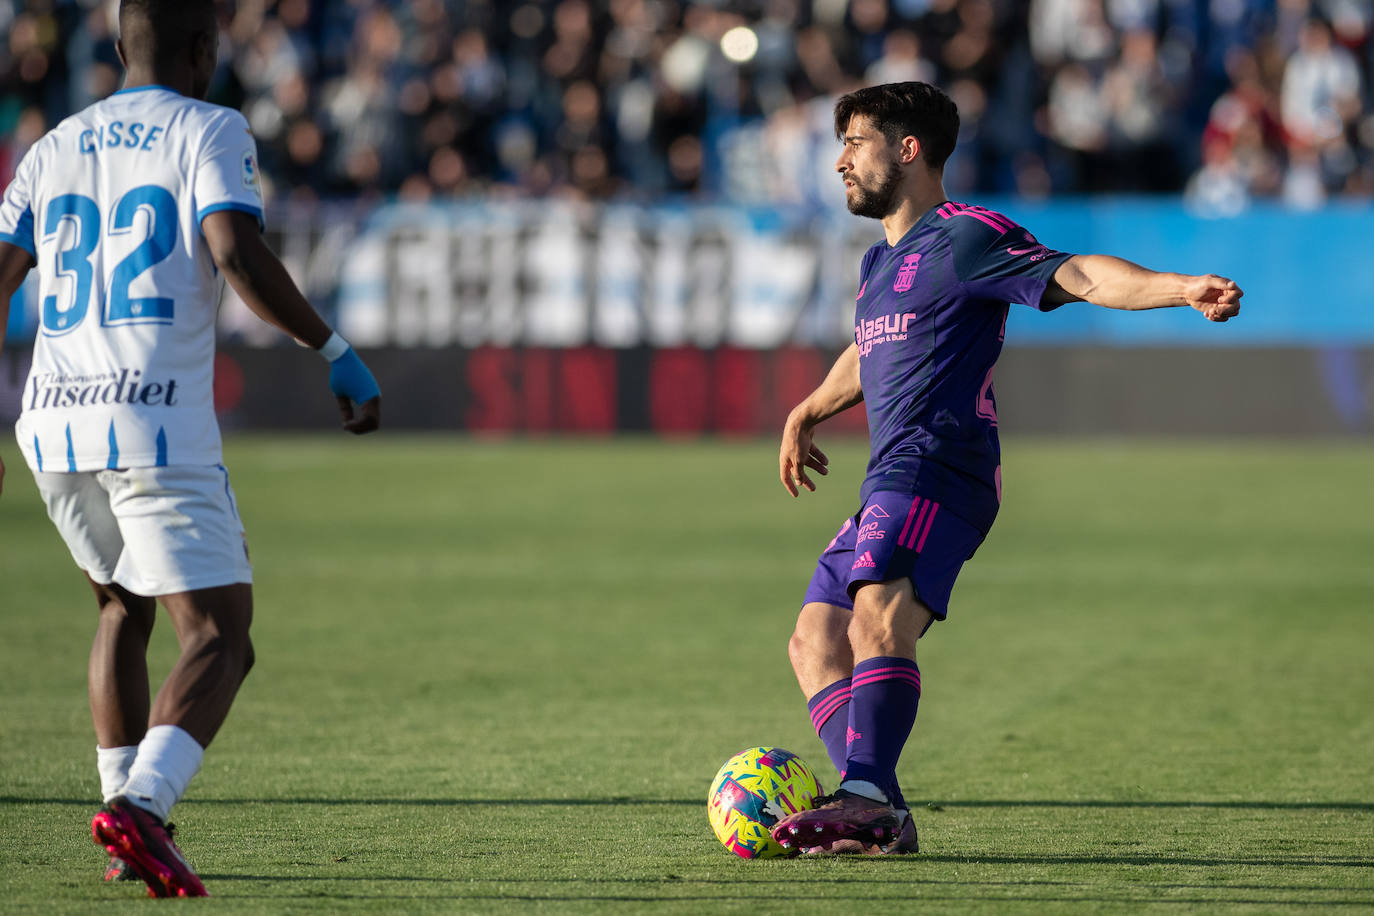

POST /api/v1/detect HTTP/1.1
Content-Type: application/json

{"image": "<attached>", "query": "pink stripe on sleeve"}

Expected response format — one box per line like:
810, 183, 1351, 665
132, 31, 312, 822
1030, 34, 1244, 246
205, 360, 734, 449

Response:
972, 206, 1015, 232
959, 209, 1013, 234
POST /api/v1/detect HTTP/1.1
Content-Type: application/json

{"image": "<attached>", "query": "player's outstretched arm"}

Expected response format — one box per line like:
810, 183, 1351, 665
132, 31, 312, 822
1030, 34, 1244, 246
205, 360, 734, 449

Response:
0, 240, 37, 497
780, 342, 863, 497
201, 210, 380, 434
1045, 254, 1242, 322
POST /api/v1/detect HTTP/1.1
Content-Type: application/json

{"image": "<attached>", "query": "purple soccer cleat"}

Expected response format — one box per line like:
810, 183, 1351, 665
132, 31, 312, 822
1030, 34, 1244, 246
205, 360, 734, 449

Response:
91, 797, 207, 898
805, 811, 920, 855
770, 789, 901, 852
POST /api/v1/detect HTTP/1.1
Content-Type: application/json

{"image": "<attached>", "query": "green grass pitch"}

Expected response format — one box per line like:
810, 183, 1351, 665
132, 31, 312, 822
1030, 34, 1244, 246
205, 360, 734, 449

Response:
1, 435, 1372, 912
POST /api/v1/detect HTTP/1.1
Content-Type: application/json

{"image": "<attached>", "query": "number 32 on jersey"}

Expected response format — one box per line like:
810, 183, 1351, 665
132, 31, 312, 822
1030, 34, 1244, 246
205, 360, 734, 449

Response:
42, 184, 178, 335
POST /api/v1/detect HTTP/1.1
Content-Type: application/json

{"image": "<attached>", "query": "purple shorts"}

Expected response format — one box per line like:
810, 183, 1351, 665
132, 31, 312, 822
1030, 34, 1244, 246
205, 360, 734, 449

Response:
801, 490, 985, 621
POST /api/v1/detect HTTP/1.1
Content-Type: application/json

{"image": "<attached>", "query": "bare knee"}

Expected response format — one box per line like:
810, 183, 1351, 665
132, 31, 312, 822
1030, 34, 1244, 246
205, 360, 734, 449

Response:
788, 606, 844, 663
92, 583, 156, 639
849, 580, 931, 659
178, 629, 255, 689
163, 583, 254, 677
848, 609, 906, 656
789, 603, 854, 696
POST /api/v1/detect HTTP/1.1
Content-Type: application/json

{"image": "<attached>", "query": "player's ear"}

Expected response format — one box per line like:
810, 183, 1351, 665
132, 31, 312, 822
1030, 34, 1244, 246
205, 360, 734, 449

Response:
114, 38, 127, 70
899, 136, 921, 165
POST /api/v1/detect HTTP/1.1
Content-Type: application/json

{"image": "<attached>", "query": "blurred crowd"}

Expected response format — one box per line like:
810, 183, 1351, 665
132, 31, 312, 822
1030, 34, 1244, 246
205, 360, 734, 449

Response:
2, 0, 1373, 210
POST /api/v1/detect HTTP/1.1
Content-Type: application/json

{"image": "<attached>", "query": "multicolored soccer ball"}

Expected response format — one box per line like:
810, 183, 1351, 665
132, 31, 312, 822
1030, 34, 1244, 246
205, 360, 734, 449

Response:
707, 747, 823, 858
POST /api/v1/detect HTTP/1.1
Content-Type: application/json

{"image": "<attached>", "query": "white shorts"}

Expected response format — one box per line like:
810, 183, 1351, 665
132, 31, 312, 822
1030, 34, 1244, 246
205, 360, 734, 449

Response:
33, 464, 253, 597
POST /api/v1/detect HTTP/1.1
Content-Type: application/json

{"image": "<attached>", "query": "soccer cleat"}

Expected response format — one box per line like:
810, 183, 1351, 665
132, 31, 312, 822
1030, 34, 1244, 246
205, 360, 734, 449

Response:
103, 819, 185, 881
805, 810, 920, 855
102, 856, 137, 882
91, 798, 207, 898
771, 789, 900, 851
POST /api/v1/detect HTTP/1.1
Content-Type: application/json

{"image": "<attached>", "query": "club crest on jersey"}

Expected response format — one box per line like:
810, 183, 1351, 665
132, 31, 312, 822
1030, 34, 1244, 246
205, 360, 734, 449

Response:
892, 253, 921, 292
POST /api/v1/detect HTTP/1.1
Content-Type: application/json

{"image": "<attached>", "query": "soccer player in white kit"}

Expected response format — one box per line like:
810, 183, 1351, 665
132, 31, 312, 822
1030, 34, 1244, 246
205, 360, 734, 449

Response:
0, 0, 381, 897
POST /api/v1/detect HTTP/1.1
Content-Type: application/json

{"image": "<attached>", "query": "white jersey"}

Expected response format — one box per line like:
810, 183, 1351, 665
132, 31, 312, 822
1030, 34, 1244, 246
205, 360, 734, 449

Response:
0, 85, 264, 472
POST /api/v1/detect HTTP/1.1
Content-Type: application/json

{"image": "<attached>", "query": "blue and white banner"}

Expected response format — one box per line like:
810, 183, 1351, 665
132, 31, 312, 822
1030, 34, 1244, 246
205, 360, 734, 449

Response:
6, 197, 1371, 349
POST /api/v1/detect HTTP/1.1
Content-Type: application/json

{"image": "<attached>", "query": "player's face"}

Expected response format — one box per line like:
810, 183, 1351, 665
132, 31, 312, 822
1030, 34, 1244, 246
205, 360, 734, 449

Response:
836, 115, 903, 220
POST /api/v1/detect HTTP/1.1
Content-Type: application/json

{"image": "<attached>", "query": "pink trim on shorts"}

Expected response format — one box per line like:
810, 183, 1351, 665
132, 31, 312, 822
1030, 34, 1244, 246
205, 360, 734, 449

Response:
915, 502, 941, 553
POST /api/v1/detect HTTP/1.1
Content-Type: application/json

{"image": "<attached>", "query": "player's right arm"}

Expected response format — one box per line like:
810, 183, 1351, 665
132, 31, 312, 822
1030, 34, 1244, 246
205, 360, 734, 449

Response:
779, 341, 862, 497
0, 240, 36, 497
201, 210, 381, 434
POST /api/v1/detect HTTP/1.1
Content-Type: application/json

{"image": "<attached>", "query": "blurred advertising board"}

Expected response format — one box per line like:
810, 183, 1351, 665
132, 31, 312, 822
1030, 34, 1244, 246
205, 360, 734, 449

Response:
5, 197, 1372, 349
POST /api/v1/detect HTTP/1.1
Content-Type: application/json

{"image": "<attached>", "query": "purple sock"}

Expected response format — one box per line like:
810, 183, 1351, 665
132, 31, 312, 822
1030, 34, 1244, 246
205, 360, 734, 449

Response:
806, 678, 852, 779
843, 656, 921, 804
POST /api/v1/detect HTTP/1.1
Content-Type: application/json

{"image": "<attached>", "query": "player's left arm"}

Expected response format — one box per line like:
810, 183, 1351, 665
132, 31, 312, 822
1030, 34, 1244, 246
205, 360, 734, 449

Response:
1044, 254, 1242, 322
0, 239, 36, 496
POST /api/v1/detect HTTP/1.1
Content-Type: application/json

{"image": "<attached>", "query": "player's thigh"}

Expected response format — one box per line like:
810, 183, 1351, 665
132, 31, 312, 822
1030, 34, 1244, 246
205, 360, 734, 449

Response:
32, 469, 124, 586
85, 572, 158, 631
844, 490, 985, 627
802, 514, 860, 612
99, 465, 253, 597
795, 602, 851, 643
160, 582, 253, 646
850, 579, 933, 650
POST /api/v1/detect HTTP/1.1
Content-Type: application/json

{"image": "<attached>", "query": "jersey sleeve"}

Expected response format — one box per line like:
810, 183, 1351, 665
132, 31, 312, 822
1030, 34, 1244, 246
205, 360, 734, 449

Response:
856, 242, 882, 295
949, 208, 1072, 311
0, 147, 38, 256
192, 109, 265, 232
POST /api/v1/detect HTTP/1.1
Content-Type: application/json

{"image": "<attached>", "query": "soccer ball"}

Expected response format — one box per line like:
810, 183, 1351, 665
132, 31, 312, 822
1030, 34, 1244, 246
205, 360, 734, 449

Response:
707, 747, 823, 858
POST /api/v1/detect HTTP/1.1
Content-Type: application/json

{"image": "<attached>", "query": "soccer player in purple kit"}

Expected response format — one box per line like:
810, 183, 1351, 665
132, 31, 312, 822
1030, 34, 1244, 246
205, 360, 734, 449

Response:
770, 82, 1242, 855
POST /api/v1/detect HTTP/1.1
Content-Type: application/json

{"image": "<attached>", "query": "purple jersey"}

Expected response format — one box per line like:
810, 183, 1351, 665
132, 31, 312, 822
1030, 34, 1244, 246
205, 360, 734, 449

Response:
853, 201, 1072, 534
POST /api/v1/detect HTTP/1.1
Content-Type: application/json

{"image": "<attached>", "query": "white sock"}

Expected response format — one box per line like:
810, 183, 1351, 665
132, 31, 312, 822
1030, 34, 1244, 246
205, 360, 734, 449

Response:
119, 725, 204, 822
839, 779, 890, 805
97, 745, 139, 803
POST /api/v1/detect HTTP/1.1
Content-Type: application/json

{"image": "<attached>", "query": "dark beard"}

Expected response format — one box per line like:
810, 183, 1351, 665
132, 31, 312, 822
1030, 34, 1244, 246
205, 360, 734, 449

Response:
845, 162, 903, 219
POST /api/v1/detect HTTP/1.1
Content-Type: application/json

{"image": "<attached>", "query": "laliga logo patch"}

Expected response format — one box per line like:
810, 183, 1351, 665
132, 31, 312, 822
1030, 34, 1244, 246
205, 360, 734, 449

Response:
242, 151, 261, 194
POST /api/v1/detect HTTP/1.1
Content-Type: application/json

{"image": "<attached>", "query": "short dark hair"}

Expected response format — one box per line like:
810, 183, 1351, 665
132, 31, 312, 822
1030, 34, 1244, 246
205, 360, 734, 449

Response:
118, 0, 216, 69
833, 82, 960, 171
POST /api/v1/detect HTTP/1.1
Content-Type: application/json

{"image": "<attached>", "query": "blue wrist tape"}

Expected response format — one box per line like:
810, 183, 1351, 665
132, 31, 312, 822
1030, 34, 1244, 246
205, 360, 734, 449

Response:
328, 347, 380, 403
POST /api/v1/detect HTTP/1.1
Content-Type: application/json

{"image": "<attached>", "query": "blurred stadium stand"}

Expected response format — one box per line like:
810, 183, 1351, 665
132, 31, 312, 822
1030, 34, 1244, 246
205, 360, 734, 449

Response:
5, 0, 1374, 202
2, 0, 1372, 435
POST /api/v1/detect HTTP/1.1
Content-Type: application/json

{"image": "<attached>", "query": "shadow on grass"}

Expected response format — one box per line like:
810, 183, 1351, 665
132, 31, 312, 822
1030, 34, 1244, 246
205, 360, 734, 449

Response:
198, 874, 1374, 890
6, 796, 1373, 811
935, 800, 1374, 811
917, 854, 1374, 869
214, 893, 1374, 907
194, 873, 1374, 906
